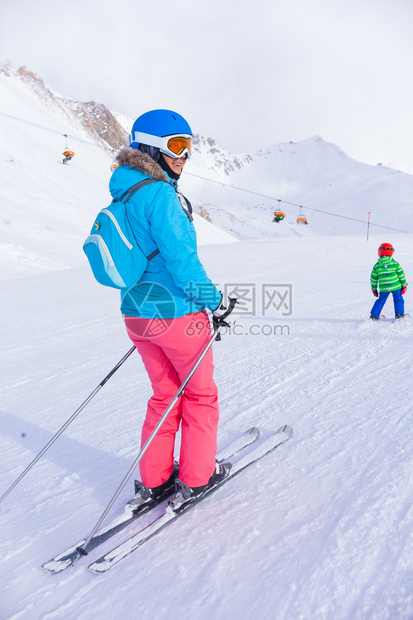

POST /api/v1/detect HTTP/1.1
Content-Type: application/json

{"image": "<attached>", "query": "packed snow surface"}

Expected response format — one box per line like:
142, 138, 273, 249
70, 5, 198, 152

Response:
1, 67, 413, 620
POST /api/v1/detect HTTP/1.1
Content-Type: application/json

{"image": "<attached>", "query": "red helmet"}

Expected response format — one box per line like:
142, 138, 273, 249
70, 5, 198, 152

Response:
378, 243, 394, 257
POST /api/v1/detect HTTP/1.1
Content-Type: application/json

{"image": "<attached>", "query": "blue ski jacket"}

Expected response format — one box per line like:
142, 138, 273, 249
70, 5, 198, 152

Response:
109, 148, 221, 319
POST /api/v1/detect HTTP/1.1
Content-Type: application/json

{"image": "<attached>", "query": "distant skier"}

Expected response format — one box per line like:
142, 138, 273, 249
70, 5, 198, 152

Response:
370, 243, 407, 320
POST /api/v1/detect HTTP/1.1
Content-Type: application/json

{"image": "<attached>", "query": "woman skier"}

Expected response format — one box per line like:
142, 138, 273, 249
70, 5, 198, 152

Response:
110, 109, 235, 510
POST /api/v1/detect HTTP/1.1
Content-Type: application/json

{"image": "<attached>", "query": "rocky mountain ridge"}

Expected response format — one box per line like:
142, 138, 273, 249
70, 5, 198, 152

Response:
0, 61, 128, 151
0, 61, 254, 178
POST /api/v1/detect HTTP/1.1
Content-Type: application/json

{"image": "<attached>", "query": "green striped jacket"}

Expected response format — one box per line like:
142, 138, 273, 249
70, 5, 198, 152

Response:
370, 256, 407, 292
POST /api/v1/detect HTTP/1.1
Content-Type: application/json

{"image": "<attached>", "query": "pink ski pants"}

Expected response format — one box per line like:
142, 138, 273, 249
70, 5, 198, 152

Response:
124, 311, 219, 488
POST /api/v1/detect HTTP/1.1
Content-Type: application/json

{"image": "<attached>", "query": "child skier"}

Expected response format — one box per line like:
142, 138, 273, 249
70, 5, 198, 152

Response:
370, 243, 407, 320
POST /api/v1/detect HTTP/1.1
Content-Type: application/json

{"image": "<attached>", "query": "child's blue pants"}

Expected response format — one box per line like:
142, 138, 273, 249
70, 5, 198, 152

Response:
371, 289, 404, 317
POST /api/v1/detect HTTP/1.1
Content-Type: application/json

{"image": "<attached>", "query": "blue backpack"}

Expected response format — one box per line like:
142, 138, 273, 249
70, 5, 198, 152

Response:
83, 179, 159, 289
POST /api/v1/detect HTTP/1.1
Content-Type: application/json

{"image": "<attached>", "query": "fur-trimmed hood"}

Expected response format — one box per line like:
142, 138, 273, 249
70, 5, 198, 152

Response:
115, 147, 170, 184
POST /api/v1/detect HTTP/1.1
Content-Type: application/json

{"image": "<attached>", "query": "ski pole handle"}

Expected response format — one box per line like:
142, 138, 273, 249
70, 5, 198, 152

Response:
213, 297, 238, 341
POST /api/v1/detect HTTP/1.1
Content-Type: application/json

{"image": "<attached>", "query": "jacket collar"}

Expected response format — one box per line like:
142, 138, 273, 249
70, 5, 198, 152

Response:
115, 147, 170, 184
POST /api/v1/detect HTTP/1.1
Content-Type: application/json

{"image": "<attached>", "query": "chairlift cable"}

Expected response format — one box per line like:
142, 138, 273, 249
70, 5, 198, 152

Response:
0, 111, 100, 147
0, 113, 409, 234
186, 172, 409, 234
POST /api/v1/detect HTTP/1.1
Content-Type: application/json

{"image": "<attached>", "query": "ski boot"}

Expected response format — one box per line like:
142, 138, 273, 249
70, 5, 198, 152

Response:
168, 462, 232, 512
127, 462, 179, 512
369, 314, 380, 321
395, 314, 405, 320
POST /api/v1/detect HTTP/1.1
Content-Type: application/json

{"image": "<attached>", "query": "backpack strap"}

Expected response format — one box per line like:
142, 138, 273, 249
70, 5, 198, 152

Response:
176, 190, 193, 222
115, 178, 193, 263
118, 178, 159, 204
117, 178, 160, 262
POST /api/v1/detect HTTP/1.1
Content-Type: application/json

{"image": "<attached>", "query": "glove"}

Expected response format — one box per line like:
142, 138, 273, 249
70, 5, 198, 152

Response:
401, 286, 407, 295
372, 290, 378, 297
212, 294, 238, 322
212, 295, 238, 339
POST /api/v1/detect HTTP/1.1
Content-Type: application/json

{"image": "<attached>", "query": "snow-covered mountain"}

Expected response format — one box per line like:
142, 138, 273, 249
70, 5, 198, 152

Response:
1, 62, 413, 620
1, 59, 412, 268
180, 135, 413, 240
0, 61, 128, 152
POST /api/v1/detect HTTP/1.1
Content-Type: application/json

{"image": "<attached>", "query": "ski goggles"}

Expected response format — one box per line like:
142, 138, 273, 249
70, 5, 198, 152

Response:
129, 131, 192, 159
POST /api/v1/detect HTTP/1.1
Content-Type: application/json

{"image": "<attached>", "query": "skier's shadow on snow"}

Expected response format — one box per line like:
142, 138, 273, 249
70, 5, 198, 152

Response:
0, 409, 138, 504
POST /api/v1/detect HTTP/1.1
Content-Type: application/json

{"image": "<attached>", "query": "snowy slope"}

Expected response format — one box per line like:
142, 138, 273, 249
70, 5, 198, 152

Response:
1, 68, 413, 620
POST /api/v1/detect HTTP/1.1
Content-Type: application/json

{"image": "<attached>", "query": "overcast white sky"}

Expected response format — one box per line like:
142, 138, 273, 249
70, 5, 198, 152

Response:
1, 0, 413, 172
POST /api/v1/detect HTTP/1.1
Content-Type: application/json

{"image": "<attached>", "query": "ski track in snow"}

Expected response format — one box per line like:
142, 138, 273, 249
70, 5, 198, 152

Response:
2, 240, 413, 620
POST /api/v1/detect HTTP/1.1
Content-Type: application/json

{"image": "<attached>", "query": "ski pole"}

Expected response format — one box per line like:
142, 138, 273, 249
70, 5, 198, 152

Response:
74, 321, 226, 563
0, 346, 136, 506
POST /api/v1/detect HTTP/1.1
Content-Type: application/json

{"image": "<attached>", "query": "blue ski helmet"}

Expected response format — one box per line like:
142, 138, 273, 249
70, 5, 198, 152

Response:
129, 109, 193, 153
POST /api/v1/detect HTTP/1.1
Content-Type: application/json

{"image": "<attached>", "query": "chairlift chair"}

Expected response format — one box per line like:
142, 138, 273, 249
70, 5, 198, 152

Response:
62, 150, 75, 163
273, 211, 286, 223
62, 134, 75, 163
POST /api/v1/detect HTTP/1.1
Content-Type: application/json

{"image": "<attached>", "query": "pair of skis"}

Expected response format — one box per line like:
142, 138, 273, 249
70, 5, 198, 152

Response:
42, 425, 292, 575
